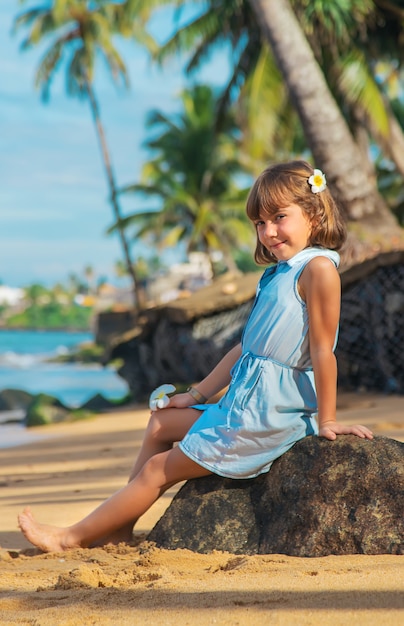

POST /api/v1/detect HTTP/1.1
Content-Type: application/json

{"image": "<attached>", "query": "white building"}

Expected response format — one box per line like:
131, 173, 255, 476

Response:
0, 286, 25, 306
147, 252, 213, 304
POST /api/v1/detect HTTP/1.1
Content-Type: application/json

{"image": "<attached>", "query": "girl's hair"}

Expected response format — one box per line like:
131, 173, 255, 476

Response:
246, 160, 347, 265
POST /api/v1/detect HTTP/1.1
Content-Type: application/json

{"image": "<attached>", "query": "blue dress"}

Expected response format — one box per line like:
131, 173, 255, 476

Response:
179, 247, 340, 478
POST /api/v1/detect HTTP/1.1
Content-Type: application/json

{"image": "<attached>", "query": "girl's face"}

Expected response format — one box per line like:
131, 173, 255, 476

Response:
253, 203, 312, 262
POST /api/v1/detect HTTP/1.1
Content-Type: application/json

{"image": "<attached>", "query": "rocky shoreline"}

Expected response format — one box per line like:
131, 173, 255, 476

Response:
0, 387, 131, 428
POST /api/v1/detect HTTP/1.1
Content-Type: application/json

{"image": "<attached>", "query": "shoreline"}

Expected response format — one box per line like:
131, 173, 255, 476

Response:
0, 326, 93, 333
0, 393, 403, 625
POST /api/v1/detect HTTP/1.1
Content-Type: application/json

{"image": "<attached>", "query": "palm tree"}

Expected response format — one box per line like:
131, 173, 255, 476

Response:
150, 0, 404, 261
13, 0, 155, 309
117, 84, 253, 275
290, 0, 404, 178
84, 264, 95, 294
23, 283, 48, 306
154, 0, 286, 168
248, 0, 396, 221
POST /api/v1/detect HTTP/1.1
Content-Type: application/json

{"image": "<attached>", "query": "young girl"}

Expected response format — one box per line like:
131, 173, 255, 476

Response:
18, 160, 373, 552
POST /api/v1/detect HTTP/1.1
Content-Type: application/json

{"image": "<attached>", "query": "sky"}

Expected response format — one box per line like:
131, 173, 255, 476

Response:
0, 1, 230, 288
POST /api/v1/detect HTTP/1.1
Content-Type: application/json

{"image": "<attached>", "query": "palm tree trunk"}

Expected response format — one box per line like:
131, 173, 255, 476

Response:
85, 80, 145, 310
249, 0, 401, 237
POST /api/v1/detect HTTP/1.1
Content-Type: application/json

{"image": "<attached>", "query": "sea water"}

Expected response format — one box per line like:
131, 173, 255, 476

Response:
0, 329, 129, 448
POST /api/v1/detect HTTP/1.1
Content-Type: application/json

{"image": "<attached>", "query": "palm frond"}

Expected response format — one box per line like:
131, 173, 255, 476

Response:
66, 46, 89, 96
34, 37, 66, 99
13, 7, 49, 34
338, 50, 389, 136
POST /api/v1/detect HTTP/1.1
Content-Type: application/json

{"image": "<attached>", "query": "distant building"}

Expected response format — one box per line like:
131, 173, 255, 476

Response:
147, 252, 213, 304
73, 283, 134, 311
0, 286, 25, 307
74, 294, 97, 308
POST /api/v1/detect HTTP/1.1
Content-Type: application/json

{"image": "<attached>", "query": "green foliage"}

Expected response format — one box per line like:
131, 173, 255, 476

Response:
69, 409, 94, 422
377, 161, 404, 225
7, 301, 92, 330
234, 248, 261, 273
13, 0, 137, 100
2, 279, 94, 330
118, 84, 253, 275
50, 341, 104, 362
152, 0, 404, 219
24, 389, 135, 427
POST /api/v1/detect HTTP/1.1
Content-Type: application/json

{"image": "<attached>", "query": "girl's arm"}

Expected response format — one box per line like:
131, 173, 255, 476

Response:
167, 343, 242, 409
300, 257, 373, 441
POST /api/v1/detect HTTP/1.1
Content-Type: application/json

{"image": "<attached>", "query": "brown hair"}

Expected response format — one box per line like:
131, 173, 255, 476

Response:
246, 160, 347, 265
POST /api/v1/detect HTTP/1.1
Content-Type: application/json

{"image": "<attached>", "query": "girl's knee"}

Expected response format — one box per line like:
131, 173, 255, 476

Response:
138, 452, 168, 486
146, 410, 169, 442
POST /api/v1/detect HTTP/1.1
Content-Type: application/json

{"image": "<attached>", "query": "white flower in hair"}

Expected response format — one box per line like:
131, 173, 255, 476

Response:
149, 383, 176, 410
308, 169, 327, 193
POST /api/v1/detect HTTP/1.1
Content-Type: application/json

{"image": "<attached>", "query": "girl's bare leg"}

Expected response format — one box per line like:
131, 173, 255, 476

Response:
128, 407, 202, 480
93, 406, 202, 545
18, 447, 210, 553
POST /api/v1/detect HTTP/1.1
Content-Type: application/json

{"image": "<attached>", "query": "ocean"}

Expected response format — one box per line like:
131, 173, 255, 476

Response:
0, 329, 129, 448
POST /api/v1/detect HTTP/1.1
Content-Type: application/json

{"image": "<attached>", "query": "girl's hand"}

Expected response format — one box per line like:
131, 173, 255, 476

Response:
164, 391, 205, 410
149, 384, 176, 411
149, 388, 202, 412
319, 421, 374, 441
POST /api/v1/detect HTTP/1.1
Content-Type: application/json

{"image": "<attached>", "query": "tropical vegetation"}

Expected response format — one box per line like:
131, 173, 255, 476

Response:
149, 0, 404, 258
117, 84, 254, 275
13, 0, 157, 309
4, 282, 93, 330
13, 0, 404, 301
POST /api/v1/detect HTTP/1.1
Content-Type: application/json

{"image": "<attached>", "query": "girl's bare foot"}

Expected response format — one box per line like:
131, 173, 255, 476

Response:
18, 507, 79, 553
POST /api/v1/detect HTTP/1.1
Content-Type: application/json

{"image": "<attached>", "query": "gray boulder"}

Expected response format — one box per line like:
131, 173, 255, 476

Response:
0, 388, 34, 411
148, 435, 403, 556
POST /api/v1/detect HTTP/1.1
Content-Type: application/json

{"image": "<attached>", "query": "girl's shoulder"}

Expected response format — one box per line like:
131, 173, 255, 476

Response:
299, 252, 341, 301
288, 247, 340, 269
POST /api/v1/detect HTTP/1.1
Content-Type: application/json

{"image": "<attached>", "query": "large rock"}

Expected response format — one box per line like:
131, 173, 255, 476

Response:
148, 435, 404, 556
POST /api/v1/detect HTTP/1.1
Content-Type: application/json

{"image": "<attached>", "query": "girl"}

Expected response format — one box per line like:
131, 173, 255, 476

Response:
18, 160, 373, 552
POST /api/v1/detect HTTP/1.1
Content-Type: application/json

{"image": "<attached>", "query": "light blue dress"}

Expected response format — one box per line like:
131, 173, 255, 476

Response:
179, 247, 340, 478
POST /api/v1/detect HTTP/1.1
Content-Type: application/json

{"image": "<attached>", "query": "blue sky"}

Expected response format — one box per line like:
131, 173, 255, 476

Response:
0, 1, 229, 288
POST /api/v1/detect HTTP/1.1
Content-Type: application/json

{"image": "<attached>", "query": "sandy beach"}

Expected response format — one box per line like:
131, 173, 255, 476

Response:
0, 392, 403, 625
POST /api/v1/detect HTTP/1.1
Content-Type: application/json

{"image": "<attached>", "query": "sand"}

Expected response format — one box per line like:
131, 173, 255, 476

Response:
0, 392, 403, 625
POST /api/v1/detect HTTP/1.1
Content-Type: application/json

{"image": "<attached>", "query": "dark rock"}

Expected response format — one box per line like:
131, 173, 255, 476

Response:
23, 392, 129, 428
80, 393, 122, 412
0, 388, 34, 411
148, 436, 404, 556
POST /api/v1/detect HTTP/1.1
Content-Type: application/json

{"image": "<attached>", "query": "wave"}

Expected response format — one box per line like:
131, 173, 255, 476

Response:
0, 409, 26, 424
0, 331, 128, 418
0, 344, 73, 368
0, 351, 42, 368
0, 350, 53, 368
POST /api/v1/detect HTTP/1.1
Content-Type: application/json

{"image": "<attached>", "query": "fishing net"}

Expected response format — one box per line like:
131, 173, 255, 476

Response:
336, 260, 404, 393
